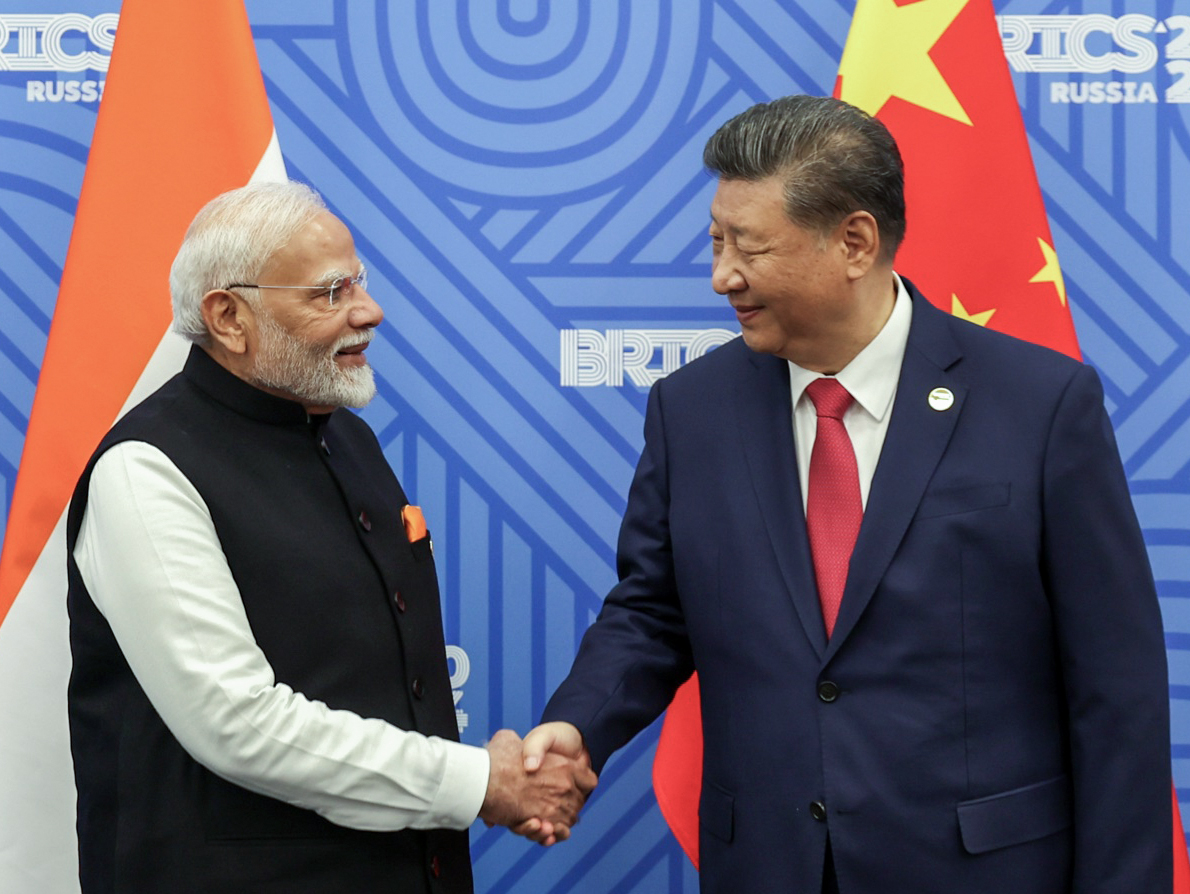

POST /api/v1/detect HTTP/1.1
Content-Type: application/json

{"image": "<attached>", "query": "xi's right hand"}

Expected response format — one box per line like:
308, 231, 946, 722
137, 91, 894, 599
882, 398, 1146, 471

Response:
478, 728, 597, 846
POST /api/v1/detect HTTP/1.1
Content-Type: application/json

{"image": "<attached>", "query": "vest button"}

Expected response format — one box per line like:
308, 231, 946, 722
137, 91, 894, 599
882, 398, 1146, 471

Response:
809, 800, 827, 822
817, 681, 840, 703
411, 676, 425, 699
394, 591, 406, 612
357, 510, 371, 531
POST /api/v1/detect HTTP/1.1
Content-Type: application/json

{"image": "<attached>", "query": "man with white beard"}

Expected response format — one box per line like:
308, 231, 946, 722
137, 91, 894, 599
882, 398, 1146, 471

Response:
65, 181, 595, 894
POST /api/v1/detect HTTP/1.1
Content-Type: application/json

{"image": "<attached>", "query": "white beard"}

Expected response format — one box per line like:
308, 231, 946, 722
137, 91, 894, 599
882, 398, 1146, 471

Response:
249, 312, 377, 409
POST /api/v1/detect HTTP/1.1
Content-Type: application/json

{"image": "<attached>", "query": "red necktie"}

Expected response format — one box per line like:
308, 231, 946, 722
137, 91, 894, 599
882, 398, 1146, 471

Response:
805, 378, 862, 638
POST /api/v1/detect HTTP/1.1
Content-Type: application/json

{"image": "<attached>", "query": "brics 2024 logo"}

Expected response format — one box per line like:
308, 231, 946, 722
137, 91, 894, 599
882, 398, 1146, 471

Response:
445, 645, 470, 736
1, 13, 117, 103
560, 329, 736, 388
999, 14, 1190, 104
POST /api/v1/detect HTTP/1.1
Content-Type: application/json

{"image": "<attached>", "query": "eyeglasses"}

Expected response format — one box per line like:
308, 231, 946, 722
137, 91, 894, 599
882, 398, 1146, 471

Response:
225, 267, 368, 306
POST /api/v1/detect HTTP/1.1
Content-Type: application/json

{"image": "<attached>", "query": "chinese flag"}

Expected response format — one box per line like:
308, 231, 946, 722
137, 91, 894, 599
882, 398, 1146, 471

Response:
0, 2, 283, 887
652, 1, 1190, 885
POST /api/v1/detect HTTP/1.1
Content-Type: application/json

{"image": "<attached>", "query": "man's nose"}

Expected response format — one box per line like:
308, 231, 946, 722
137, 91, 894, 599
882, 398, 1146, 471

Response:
349, 286, 384, 328
711, 251, 744, 295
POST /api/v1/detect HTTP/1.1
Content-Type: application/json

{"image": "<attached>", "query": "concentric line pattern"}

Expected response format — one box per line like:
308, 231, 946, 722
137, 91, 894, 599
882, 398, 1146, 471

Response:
0, 91, 92, 523
2, 1, 1189, 890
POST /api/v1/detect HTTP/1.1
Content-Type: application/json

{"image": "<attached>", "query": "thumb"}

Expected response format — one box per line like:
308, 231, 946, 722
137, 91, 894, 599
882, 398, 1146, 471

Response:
522, 725, 557, 772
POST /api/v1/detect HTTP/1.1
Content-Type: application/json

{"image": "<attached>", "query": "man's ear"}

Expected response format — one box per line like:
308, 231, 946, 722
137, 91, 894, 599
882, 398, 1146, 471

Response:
201, 289, 251, 355
837, 210, 881, 280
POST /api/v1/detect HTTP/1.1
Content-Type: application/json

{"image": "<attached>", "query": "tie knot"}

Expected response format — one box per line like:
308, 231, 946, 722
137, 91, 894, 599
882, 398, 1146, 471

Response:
805, 378, 854, 419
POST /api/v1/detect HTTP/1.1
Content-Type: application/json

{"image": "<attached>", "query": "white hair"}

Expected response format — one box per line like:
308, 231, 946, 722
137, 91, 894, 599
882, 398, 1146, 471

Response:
169, 180, 327, 346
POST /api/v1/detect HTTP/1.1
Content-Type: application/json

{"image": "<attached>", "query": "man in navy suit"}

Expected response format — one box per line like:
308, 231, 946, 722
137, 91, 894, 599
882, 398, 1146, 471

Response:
521, 95, 1172, 892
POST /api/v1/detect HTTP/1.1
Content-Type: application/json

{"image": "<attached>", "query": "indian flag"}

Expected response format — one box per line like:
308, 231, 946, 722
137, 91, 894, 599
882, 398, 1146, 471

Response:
0, 1, 283, 888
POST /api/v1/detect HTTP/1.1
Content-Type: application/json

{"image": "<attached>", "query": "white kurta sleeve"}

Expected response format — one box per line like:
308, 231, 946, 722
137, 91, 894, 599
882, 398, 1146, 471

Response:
73, 440, 489, 831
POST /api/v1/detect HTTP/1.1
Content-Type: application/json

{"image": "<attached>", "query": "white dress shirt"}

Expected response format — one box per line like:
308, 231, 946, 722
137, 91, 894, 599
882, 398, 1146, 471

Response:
73, 439, 490, 832
788, 273, 913, 511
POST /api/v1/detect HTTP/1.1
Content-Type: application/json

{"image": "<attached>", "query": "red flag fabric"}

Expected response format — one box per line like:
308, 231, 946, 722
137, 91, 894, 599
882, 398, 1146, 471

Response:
653, 1, 1189, 884
652, 674, 703, 865
1178, 786, 1190, 891
836, 0, 1077, 359
0, 2, 282, 887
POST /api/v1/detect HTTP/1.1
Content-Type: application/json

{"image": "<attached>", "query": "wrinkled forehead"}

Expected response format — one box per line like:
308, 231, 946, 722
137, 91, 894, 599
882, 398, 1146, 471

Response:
262, 211, 360, 282
709, 175, 789, 230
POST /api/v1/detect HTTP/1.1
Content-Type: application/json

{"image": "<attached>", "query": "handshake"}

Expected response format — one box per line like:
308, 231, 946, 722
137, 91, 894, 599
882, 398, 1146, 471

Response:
478, 722, 596, 846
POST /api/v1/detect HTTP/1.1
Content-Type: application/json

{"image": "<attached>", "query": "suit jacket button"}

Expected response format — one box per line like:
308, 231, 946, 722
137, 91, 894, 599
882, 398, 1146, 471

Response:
411, 676, 425, 699
817, 681, 840, 703
394, 591, 406, 612
810, 801, 828, 822
357, 510, 371, 531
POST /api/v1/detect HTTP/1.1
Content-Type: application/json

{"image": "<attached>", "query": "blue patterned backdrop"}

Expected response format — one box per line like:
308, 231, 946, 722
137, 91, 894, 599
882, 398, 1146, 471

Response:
2, 1, 1188, 890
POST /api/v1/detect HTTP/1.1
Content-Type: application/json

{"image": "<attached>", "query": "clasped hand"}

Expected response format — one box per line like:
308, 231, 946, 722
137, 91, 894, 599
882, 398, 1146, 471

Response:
479, 722, 596, 846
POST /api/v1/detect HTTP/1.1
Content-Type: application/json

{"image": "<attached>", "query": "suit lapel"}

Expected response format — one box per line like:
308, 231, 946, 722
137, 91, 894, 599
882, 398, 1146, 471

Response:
825, 291, 965, 659
732, 349, 828, 657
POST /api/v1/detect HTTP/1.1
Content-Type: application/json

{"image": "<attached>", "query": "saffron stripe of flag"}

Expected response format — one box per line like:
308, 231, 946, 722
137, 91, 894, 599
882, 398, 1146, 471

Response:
0, 1, 282, 888
653, 3, 1189, 887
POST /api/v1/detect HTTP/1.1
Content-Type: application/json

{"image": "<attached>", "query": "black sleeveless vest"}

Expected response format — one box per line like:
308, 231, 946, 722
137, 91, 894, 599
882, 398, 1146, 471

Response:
67, 346, 473, 893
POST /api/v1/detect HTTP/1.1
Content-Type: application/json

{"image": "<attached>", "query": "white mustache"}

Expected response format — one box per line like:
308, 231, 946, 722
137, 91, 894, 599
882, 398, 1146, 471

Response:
333, 331, 374, 352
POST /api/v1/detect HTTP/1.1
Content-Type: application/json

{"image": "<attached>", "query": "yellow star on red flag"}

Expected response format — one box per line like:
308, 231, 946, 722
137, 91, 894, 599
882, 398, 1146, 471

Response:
1029, 237, 1067, 306
837, 0, 972, 124
951, 294, 996, 326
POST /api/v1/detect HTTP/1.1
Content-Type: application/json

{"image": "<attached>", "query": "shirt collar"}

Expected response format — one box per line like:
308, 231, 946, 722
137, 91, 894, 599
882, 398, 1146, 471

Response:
787, 272, 913, 422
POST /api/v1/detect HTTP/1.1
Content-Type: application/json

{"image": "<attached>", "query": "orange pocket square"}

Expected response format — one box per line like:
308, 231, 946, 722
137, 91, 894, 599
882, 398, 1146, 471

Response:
401, 505, 427, 542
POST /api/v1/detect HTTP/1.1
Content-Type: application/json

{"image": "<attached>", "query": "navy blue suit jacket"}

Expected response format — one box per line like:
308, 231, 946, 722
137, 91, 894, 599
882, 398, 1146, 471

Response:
543, 284, 1171, 893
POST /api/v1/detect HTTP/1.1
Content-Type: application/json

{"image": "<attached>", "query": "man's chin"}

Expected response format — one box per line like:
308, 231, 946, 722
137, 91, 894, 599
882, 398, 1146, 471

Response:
337, 387, 376, 409
332, 366, 377, 408
739, 328, 778, 355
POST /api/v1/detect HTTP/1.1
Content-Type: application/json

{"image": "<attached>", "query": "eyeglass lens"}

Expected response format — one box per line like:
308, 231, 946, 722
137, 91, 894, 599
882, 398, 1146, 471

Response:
329, 269, 367, 304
